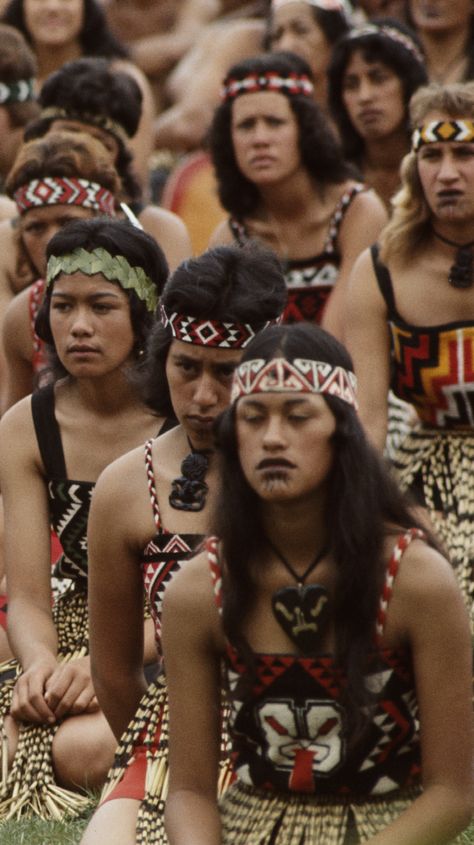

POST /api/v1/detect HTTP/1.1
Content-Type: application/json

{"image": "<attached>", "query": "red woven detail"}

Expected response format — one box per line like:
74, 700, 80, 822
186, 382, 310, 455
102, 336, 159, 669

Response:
144, 439, 161, 531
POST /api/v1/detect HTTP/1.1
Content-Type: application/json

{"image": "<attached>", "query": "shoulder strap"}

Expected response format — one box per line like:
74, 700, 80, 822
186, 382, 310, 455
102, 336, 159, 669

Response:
31, 383, 67, 478
229, 217, 247, 246
324, 183, 364, 252
370, 243, 397, 317
206, 536, 223, 614
375, 528, 425, 641
144, 438, 162, 532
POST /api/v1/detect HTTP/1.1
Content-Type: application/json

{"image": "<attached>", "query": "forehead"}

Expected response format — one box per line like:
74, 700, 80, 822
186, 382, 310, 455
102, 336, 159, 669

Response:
272, 2, 318, 24
232, 91, 295, 121
168, 339, 242, 364
21, 204, 94, 224
238, 391, 329, 411
344, 48, 394, 75
51, 272, 128, 298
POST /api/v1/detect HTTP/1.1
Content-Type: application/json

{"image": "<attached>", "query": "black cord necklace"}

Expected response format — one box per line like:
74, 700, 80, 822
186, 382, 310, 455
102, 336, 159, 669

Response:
169, 439, 211, 512
268, 539, 330, 654
432, 229, 474, 289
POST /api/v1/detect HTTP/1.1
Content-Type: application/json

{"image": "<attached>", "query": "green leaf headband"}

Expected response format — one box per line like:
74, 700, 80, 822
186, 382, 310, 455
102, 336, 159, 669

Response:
46, 247, 158, 313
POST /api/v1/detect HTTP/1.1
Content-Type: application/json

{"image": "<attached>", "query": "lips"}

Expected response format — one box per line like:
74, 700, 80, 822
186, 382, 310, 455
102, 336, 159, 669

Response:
67, 345, 99, 354
257, 458, 296, 470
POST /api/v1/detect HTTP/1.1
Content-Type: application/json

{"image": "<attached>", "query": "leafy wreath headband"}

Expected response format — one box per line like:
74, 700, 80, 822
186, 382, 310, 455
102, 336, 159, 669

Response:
46, 247, 158, 313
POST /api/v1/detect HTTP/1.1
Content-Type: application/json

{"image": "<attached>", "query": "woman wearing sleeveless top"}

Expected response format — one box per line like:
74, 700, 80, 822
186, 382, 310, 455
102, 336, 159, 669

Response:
81, 244, 286, 845
163, 322, 473, 845
0, 217, 169, 819
346, 81, 474, 629
208, 52, 387, 340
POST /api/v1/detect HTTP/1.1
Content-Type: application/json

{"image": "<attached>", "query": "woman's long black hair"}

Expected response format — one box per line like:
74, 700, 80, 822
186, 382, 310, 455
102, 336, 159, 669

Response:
209, 52, 354, 218
328, 19, 428, 166
213, 323, 439, 742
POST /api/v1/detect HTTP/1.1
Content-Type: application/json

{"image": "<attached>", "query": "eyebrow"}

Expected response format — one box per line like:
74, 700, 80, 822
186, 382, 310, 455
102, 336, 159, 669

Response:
241, 397, 311, 409
51, 290, 121, 300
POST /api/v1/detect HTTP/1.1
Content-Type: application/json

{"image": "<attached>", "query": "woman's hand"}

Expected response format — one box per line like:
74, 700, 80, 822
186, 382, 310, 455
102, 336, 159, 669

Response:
10, 654, 58, 724
44, 655, 98, 720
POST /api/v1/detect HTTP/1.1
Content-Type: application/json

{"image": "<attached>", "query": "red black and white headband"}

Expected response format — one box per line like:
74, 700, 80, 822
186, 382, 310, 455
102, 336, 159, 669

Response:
14, 177, 116, 216
231, 357, 358, 408
161, 306, 279, 349
271, 0, 348, 13
221, 71, 314, 102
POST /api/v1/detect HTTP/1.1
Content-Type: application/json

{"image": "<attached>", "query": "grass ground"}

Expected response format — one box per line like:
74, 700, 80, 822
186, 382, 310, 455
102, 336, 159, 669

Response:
0, 816, 473, 844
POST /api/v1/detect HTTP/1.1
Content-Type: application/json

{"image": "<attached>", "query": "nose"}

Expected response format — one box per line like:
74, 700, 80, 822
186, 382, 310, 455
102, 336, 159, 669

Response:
252, 119, 271, 146
356, 78, 374, 102
262, 415, 287, 450
192, 372, 218, 409
71, 307, 94, 337
437, 151, 460, 182
275, 31, 300, 54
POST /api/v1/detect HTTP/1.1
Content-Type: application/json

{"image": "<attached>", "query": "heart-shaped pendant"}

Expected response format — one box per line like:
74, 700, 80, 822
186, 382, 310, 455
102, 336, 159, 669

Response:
272, 584, 330, 654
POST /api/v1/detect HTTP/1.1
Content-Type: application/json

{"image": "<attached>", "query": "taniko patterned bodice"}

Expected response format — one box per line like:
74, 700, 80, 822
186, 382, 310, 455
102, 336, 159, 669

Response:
140, 438, 204, 645
372, 244, 474, 429
229, 184, 364, 324
208, 530, 424, 798
32, 383, 93, 587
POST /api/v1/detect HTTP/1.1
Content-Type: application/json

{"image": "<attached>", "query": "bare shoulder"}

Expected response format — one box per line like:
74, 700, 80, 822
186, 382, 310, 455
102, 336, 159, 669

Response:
386, 536, 470, 642
0, 393, 33, 435
93, 442, 146, 501
208, 218, 233, 248
139, 204, 190, 237
344, 185, 387, 225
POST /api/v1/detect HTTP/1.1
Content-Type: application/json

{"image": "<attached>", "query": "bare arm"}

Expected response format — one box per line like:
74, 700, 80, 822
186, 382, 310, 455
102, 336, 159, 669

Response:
138, 206, 192, 271
322, 189, 388, 343
163, 553, 223, 845
112, 59, 157, 198
344, 248, 391, 451
1, 285, 35, 414
88, 454, 149, 739
369, 541, 473, 844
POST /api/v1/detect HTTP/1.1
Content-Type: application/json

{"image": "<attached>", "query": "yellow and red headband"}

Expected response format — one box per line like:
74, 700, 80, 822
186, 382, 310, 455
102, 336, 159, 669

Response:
161, 306, 280, 349
412, 119, 474, 152
231, 357, 358, 408
14, 176, 116, 216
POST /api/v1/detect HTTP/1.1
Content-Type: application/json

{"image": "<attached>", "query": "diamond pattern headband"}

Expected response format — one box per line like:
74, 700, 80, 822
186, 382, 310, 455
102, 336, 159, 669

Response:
412, 119, 474, 151
46, 246, 158, 312
14, 177, 116, 216
221, 71, 314, 102
231, 357, 358, 408
161, 306, 279, 349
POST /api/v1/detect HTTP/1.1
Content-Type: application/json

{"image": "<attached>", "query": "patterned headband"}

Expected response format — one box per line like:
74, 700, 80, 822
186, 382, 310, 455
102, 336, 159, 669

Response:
46, 247, 158, 312
221, 71, 314, 102
0, 78, 35, 105
14, 177, 116, 216
346, 24, 424, 65
412, 119, 474, 151
231, 357, 358, 408
161, 306, 278, 349
40, 106, 129, 145
272, 0, 346, 10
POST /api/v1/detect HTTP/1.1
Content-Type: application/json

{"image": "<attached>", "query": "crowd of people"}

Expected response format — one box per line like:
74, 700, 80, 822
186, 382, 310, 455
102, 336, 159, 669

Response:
0, 1, 472, 845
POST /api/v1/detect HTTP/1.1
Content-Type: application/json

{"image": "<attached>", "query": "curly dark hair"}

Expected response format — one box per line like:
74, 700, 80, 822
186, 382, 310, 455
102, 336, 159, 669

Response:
213, 322, 440, 743
208, 52, 353, 218
140, 242, 287, 417
35, 217, 169, 380
23, 57, 142, 201
2, 0, 128, 59
263, 2, 350, 50
328, 19, 428, 165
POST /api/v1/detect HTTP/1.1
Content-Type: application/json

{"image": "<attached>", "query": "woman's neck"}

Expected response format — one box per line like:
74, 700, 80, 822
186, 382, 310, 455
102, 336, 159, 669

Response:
363, 130, 409, 172
35, 41, 82, 84
261, 494, 327, 565
258, 169, 323, 221
418, 27, 469, 84
60, 368, 141, 417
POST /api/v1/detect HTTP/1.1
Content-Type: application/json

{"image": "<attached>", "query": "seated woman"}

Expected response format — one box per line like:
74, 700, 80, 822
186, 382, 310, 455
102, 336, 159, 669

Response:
208, 51, 387, 339
0, 130, 123, 411
81, 244, 286, 845
0, 216, 170, 820
328, 19, 428, 211
346, 80, 474, 627
163, 322, 473, 845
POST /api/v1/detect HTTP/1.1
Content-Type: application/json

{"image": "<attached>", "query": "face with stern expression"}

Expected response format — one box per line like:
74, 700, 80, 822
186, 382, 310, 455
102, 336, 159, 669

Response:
416, 112, 474, 225
235, 389, 336, 505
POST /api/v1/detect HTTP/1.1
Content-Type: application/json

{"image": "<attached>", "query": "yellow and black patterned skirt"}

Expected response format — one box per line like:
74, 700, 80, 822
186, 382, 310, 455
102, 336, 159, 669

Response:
0, 587, 94, 820
392, 426, 474, 627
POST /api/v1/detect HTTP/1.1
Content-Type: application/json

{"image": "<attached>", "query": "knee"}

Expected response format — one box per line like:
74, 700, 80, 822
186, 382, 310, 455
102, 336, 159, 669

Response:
80, 798, 140, 845
52, 712, 117, 791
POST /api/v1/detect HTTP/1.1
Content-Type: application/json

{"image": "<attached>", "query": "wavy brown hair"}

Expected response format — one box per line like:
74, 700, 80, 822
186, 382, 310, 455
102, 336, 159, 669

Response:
380, 81, 474, 265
